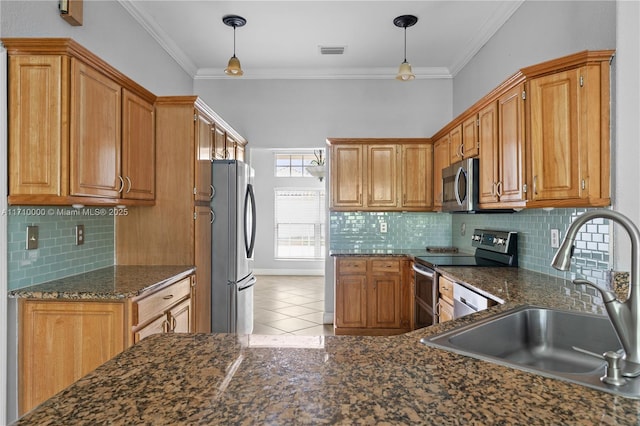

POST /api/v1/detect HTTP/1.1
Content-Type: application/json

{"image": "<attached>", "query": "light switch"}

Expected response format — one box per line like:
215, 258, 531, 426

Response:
26, 226, 39, 250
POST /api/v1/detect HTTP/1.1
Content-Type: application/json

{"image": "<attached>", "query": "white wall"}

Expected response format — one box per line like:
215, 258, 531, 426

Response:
453, 0, 616, 116
0, 0, 193, 95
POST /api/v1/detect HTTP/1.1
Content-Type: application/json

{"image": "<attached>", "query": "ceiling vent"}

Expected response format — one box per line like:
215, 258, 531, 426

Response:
319, 46, 346, 55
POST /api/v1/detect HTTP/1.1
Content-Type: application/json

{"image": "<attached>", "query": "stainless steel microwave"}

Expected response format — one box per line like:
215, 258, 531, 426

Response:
442, 158, 479, 212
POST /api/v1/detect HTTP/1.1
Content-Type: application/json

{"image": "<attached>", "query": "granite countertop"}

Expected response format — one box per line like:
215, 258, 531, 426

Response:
15, 267, 640, 424
8, 265, 196, 300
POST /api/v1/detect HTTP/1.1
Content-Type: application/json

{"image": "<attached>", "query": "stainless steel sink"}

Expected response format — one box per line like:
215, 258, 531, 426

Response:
421, 305, 640, 398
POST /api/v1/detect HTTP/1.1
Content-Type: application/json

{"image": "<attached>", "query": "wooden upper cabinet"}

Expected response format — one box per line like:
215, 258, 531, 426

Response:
122, 89, 155, 200
194, 110, 214, 203
331, 144, 365, 208
478, 101, 499, 204
7, 55, 67, 198
462, 114, 479, 158
4, 38, 157, 206
479, 83, 526, 207
330, 139, 432, 212
70, 59, 122, 198
433, 135, 450, 209
528, 69, 583, 202
449, 124, 463, 163
367, 144, 398, 208
213, 125, 227, 159
401, 144, 433, 210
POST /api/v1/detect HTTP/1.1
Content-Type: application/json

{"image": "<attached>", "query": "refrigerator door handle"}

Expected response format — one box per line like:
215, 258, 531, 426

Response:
244, 183, 257, 259
238, 275, 257, 291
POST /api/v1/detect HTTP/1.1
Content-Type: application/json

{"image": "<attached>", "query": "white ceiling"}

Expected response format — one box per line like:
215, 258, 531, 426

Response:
120, 0, 524, 80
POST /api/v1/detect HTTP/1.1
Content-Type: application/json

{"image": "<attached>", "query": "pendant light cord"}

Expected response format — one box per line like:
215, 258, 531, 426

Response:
233, 26, 237, 57
403, 26, 407, 62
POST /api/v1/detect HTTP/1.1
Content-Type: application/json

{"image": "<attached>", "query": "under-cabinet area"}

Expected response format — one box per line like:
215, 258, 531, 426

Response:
8, 266, 195, 416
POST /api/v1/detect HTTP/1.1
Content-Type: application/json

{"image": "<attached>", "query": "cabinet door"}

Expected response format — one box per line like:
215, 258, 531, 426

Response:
8, 55, 67, 197
367, 275, 401, 329
193, 206, 212, 333
226, 134, 237, 160
367, 144, 398, 208
401, 144, 433, 210
529, 70, 581, 201
438, 299, 454, 323
169, 298, 192, 333
214, 125, 227, 159
331, 144, 364, 208
462, 115, 479, 158
236, 142, 246, 161
478, 101, 499, 204
134, 314, 168, 343
70, 59, 122, 198
19, 300, 125, 415
122, 89, 155, 200
195, 111, 214, 202
497, 83, 526, 202
335, 275, 367, 328
433, 136, 450, 208
449, 124, 463, 163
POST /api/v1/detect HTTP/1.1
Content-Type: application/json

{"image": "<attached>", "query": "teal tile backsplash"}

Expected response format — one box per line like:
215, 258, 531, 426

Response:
330, 212, 452, 249
7, 206, 114, 290
330, 208, 613, 287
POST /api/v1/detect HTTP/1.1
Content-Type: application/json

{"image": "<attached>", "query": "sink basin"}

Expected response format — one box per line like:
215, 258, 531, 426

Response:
421, 305, 640, 398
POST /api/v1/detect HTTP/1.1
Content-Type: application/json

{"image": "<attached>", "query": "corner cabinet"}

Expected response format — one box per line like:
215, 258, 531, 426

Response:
334, 256, 412, 335
4, 38, 156, 206
329, 138, 433, 212
524, 52, 612, 207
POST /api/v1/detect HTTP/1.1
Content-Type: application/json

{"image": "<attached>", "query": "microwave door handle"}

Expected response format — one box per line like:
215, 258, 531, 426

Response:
454, 167, 463, 205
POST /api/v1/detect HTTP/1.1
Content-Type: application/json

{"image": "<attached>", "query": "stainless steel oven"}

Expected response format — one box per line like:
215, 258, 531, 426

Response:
413, 229, 517, 327
412, 262, 437, 329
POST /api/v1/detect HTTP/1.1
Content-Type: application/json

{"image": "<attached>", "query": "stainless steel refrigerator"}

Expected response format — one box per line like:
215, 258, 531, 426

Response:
211, 159, 256, 334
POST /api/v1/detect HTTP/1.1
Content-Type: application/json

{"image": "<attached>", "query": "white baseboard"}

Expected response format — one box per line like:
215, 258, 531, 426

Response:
254, 269, 324, 276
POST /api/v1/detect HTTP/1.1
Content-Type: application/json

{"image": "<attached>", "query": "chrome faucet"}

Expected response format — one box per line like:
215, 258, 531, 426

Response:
552, 209, 640, 377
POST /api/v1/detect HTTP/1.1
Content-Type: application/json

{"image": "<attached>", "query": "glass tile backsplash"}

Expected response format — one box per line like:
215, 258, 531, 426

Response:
330, 212, 452, 250
7, 206, 114, 290
330, 208, 613, 287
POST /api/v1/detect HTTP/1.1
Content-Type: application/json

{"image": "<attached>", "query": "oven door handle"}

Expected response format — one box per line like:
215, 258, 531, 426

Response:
412, 264, 434, 278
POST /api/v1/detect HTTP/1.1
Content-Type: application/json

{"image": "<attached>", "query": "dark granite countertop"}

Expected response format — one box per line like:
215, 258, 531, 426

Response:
8, 265, 196, 300
14, 266, 640, 424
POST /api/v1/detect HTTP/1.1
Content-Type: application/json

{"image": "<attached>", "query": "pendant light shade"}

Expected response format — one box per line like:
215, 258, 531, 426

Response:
393, 15, 418, 81
223, 15, 246, 77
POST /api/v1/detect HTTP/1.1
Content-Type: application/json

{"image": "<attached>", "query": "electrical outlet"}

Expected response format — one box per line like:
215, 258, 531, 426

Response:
551, 229, 560, 248
26, 225, 38, 250
380, 222, 387, 233
75, 224, 85, 245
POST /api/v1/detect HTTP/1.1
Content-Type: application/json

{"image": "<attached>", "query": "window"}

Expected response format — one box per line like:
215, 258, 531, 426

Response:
275, 152, 321, 178
274, 189, 325, 259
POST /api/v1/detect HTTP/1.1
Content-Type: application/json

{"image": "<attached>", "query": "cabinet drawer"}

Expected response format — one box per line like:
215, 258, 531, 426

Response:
134, 277, 191, 326
370, 259, 400, 273
439, 276, 454, 302
337, 258, 367, 274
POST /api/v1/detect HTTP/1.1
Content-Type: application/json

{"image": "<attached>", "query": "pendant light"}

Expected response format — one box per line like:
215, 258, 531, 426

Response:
223, 14, 247, 76
393, 15, 418, 81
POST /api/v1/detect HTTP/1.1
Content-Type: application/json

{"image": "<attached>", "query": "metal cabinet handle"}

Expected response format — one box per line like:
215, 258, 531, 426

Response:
209, 185, 215, 200
496, 181, 503, 197
162, 319, 170, 333
533, 176, 538, 195
125, 176, 132, 193
163, 294, 174, 300
171, 316, 177, 332
459, 144, 464, 158
118, 176, 125, 193
210, 209, 214, 224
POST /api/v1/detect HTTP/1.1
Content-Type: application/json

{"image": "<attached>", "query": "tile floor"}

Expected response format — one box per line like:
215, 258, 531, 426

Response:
252, 275, 334, 336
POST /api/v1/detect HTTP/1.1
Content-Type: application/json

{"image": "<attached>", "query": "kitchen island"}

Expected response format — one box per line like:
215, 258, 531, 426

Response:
14, 266, 640, 424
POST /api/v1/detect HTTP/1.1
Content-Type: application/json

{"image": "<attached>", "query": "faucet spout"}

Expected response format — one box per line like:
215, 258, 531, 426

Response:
552, 209, 640, 367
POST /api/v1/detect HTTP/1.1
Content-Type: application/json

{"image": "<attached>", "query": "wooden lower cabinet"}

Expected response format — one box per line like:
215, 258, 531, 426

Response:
334, 257, 411, 335
18, 300, 125, 415
18, 274, 193, 415
437, 275, 455, 324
